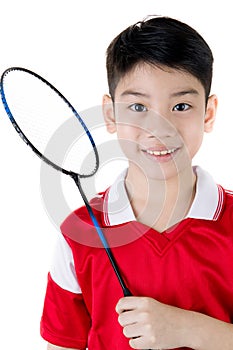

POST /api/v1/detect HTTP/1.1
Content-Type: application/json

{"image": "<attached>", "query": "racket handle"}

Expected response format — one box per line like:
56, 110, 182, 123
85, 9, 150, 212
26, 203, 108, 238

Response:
123, 287, 132, 297
122, 289, 151, 350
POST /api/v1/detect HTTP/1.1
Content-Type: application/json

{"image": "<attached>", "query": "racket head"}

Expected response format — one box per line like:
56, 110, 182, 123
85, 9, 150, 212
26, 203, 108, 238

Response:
0, 67, 99, 178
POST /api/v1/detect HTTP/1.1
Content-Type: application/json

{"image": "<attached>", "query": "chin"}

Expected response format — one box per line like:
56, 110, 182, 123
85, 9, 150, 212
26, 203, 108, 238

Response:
146, 159, 193, 181
146, 166, 179, 181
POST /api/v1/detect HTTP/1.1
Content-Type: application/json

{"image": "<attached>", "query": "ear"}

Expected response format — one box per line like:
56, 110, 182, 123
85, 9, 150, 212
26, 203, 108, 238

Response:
102, 94, 116, 134
204, 94, 218, 133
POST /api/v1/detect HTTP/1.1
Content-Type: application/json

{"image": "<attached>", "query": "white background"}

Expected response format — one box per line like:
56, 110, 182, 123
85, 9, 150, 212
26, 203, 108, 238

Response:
0, 1, 232, 349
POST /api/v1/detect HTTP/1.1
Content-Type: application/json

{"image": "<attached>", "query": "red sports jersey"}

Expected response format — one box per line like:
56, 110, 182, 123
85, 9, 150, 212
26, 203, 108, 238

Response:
40, 167, 233, 349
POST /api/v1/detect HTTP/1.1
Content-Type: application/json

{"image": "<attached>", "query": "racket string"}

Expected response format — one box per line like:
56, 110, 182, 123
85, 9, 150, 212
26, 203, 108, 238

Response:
1, 67, 98, 176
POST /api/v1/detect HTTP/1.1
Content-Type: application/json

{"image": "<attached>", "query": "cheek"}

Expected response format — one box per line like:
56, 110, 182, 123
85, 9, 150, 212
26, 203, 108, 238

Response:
116, 125, 140, 161
116, 125, 139, 141
181, 122, 204, 157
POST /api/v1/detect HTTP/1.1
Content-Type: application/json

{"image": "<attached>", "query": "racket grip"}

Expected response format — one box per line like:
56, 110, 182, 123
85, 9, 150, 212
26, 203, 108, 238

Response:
123, 287, 132, 297
122, 289, 152, 350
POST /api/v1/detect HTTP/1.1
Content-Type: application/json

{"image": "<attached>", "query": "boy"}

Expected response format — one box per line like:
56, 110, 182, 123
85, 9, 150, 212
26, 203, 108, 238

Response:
41, 16, 233, 349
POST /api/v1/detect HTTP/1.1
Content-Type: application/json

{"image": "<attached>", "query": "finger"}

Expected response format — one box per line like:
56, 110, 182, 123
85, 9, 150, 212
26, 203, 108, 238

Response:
122, 323, 142, 339
116, 296, 142, 314
118, 310, 138, 327
129, 335, 156, 350
129, 337, 144, 350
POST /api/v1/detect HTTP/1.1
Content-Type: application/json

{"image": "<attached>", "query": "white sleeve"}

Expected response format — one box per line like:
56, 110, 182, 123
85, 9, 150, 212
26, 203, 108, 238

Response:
50, 234, 82, 294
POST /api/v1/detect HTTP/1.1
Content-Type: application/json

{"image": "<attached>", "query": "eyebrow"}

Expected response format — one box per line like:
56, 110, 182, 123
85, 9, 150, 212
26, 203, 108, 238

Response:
170, 89, 199, 98
120, 90, 150, 98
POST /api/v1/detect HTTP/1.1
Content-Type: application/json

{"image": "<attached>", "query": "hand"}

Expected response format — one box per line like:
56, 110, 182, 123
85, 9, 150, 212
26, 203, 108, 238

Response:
116, 296, 190, 349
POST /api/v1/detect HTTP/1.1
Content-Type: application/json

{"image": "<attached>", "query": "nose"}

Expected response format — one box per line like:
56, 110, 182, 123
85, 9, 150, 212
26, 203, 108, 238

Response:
142, 110, 177, 139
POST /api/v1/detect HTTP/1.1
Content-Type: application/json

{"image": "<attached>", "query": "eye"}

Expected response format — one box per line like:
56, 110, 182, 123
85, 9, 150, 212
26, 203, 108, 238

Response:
129, 103, 148, 112
173, 103, 191, 112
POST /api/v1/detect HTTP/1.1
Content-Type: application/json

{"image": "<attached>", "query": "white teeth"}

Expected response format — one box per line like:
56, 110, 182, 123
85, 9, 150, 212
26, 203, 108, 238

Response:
146, 148, 177, 156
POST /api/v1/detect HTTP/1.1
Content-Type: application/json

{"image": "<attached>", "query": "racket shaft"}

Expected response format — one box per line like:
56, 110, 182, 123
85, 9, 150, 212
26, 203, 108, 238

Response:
72, 174, 131, 296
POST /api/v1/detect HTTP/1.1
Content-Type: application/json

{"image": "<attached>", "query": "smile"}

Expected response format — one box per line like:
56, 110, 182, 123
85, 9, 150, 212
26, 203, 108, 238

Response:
145, 148, 177, 156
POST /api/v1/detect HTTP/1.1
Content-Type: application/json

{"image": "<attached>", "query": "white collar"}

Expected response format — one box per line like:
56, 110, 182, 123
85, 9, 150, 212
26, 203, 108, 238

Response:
103, 166, 224, 226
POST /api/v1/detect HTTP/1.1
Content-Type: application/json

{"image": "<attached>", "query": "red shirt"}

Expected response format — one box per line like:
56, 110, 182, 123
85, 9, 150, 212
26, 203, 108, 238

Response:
40, 167, 233, 349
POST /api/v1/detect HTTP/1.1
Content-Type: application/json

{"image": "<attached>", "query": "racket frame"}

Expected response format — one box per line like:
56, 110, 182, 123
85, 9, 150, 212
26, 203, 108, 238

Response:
0, 67, 131, 296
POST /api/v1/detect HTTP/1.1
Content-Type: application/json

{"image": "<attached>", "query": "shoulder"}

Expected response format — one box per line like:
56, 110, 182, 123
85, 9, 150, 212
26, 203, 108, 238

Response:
224, 188, 233, 198
218, 186, 233, 222
60, 191, 107, 247
223, 188, 233, 210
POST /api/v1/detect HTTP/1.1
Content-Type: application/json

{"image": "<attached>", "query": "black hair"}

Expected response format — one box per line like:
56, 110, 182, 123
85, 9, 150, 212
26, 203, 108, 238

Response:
106, 16, 213, 101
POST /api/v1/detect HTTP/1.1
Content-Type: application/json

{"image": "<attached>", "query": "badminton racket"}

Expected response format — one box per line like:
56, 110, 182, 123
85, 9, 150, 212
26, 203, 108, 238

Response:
0, 67, 131, 297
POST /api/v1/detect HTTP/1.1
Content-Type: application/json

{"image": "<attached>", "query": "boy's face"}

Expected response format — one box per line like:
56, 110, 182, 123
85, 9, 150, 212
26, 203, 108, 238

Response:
103, 63, 217, 180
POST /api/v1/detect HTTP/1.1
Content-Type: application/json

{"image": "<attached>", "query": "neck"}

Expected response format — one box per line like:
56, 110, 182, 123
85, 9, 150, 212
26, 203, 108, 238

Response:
125, 165, 196, 232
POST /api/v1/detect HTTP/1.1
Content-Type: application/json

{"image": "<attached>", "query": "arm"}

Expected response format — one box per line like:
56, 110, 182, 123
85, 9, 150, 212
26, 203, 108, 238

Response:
116, 297, 233, 350
47, 343, 83, 350
41, 236, 90, 350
